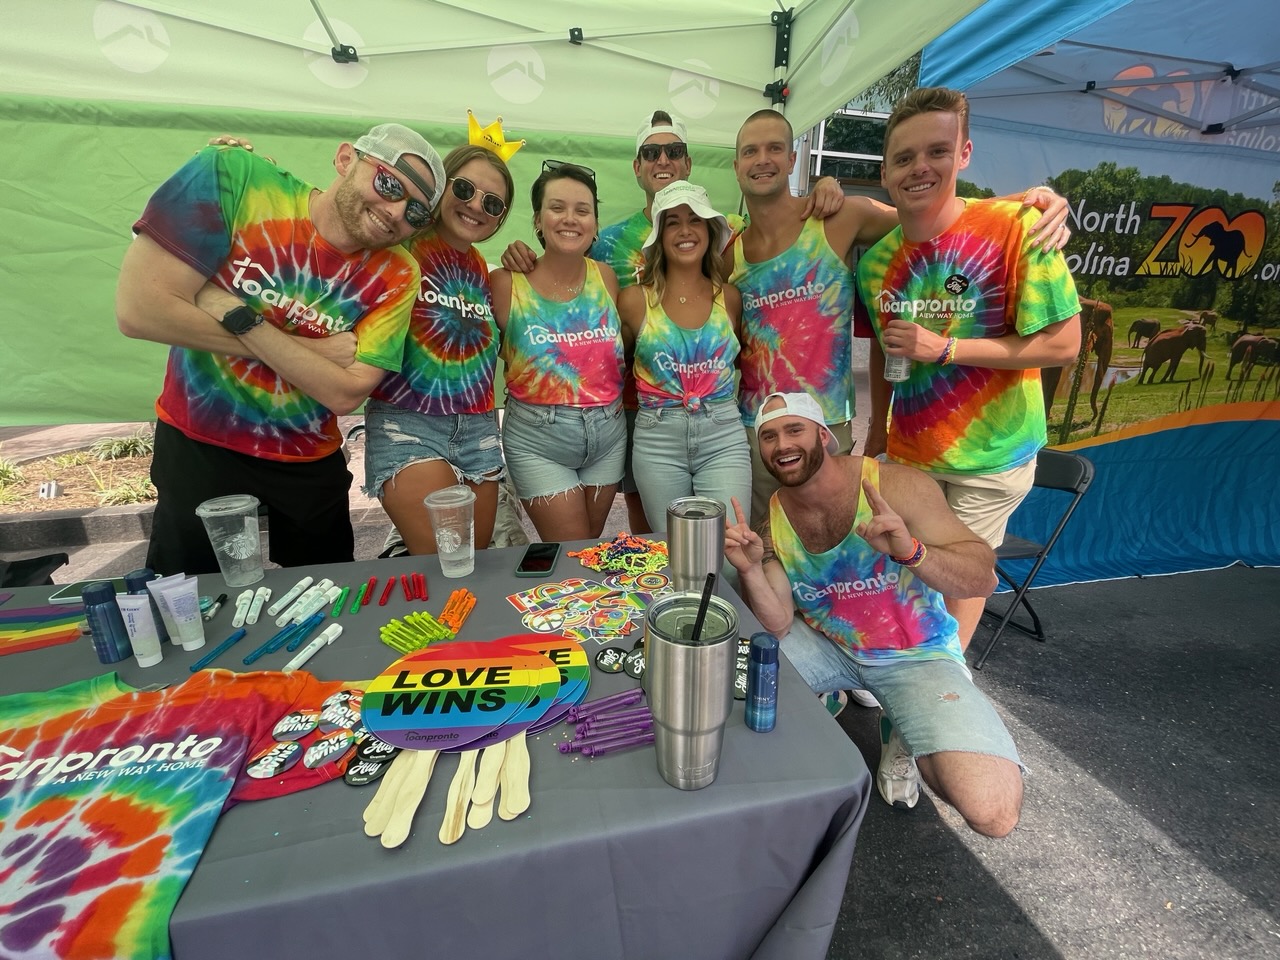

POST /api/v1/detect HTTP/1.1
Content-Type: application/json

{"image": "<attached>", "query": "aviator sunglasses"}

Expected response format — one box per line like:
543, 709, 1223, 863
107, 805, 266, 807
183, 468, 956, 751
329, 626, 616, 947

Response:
357, 153, 434, 230
637, 142, 688, 163
450, 177, 508, 218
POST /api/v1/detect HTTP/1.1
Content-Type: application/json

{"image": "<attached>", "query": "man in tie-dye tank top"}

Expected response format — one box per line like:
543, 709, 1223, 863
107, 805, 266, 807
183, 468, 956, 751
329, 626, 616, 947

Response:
857, 88, 1081, 652
117, 124, 444, 577
725, 392, 1023, 837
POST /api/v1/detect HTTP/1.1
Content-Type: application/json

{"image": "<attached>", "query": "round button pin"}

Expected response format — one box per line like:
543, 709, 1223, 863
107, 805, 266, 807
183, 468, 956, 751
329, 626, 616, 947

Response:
594, 646, 628, 674
272, 711, 319, 742
245, 740, 302, 779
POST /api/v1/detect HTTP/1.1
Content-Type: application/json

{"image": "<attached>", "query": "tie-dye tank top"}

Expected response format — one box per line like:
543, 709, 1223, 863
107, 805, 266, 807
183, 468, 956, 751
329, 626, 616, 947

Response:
500, 259, 624, 406
0, 669, 350, 960
372, 232, 497, 415
856, 198, 1080, 475
730, 215, 855, 426
633, 289, 738, 408
135, 146, 417, 462
769, 457, 962, 664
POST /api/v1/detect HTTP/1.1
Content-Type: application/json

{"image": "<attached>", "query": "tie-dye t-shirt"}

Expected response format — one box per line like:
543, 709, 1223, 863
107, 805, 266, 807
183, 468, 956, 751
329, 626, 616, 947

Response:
633, 290, 738, 408
500, 260, 624, 407
0, 669, 350, 960
371, 232, 497, 415
135, 146, 418, 462
731, 216, 856, 426
769, 457, 961, 664
857, 198, 1080, 475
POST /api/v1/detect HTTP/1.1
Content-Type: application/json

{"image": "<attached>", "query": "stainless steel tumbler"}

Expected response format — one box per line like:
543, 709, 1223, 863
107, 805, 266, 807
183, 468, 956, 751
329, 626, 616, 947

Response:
666, 496, 726, 594
644, 592, 739, 790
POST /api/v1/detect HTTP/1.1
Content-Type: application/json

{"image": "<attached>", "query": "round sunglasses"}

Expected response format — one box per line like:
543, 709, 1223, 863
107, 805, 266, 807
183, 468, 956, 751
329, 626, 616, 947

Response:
450, 177, 507, 218
637, 142, 688, 163
357, 153, 434, 230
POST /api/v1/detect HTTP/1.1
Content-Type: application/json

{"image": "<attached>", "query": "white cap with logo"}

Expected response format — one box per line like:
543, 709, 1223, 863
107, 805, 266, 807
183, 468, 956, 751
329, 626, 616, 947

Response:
353, 123, 446, 208
755, 392, 839, 454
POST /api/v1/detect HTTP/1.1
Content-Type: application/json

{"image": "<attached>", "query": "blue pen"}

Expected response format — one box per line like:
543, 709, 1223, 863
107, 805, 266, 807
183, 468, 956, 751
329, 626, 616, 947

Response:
243, 620, 302, 666
190, 628, 248, 672
285, 613, 327, 652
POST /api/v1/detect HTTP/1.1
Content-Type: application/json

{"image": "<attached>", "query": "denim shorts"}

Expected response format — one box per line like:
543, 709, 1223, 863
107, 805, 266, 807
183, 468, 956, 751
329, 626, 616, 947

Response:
501, 396, 626, 500
782, 618, 1022, 767
632, 398, 751, 533
362, 399, 504, 498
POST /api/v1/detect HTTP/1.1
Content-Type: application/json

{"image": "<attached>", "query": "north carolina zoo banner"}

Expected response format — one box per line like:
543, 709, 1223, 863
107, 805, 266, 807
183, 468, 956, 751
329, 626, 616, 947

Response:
957, 108, 1280, 585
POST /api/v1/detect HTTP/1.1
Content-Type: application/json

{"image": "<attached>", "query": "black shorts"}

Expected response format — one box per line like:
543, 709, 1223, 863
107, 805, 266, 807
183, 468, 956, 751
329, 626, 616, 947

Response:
147, 421, 355, 576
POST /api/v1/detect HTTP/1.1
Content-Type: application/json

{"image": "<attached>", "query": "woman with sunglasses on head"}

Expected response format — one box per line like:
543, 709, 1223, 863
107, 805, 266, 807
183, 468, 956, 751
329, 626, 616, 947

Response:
362, 144, 515, 554
618, 180, 749, 533
490, 161, 626, 541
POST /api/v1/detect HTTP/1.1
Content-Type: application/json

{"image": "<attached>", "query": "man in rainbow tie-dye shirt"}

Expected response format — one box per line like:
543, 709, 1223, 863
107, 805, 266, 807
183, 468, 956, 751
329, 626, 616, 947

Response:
116, 124, 444, 577
857, 88, 1081, 652
725, 392, 1022, 837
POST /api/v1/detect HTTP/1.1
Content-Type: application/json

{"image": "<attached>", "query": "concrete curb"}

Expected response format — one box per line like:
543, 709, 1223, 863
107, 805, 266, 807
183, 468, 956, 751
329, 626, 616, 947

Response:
0, 504, 155, 550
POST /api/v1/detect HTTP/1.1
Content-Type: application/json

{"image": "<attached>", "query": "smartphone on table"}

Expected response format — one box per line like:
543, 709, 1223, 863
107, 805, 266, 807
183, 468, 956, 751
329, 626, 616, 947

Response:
515, 542, 561, 578
46, 578, 129, 604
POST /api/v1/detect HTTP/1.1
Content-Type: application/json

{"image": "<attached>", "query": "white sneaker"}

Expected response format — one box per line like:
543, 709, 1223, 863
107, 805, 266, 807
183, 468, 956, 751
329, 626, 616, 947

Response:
849, 689, 880, 709
877, 714, 920, 810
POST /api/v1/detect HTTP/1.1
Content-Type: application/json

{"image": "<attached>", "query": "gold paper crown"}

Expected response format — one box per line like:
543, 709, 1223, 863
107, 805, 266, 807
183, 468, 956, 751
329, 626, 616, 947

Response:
467, 110, 525, 162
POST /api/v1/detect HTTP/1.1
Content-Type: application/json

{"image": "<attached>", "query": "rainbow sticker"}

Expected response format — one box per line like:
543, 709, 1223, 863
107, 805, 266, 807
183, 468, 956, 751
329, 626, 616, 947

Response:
362, 641, 549, 751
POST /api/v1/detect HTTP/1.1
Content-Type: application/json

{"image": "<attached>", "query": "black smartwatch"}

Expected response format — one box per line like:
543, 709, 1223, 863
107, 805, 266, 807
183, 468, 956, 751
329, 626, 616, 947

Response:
220, 305, 264, 336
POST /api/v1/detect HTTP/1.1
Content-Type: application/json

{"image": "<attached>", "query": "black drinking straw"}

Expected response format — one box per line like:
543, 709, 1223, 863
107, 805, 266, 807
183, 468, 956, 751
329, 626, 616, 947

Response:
690, 573, 716, 644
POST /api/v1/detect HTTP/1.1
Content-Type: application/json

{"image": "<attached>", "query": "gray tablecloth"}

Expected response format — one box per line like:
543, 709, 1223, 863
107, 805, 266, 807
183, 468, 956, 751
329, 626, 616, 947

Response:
1, 543, 870, 960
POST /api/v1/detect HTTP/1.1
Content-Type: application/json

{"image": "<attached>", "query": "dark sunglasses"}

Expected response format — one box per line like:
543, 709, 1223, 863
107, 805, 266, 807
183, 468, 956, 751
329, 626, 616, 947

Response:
638, 142, 688, 163
450, 177, 507, 218
541, 158, 597, 180
357, 153, 434, 230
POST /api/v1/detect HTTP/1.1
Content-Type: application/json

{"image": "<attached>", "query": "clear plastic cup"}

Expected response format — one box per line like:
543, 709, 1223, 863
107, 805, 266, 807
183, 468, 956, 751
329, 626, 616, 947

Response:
424, 485, 476, 578
195, 494, 265, 587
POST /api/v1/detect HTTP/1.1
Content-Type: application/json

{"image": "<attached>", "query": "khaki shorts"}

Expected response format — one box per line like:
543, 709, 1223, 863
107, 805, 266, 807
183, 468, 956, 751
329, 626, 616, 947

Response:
928, 458, 1037, 548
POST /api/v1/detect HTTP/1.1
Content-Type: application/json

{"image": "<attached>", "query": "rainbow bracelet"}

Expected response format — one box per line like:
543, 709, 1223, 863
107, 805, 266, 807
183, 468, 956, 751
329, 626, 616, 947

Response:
891, 538, 928, 568
936, 337, 958, 365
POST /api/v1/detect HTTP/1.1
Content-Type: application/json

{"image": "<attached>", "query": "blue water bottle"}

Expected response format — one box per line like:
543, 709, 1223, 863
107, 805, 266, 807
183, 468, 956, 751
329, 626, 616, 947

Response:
745, 632, 779, 733
82, 582, 133, 664
124, 567, 171, 644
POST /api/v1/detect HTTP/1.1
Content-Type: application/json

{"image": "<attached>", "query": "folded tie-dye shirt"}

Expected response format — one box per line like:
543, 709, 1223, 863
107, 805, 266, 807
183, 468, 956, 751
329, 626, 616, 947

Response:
731, 216, 855, 426
0, 670, 350, 960
372, 232, 497, 415
857, 198, 1080, 475
135, 146, 417, 462
500, 260, 624, 407
769, 457, 961, 664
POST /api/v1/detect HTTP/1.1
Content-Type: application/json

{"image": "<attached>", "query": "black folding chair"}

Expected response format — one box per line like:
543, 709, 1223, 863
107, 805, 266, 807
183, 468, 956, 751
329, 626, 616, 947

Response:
973, 449, 1095, 670
1, 552, 69, 588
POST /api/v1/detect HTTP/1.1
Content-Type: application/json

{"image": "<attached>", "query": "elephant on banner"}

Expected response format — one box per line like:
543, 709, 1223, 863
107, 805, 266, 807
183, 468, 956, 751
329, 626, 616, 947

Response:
1197, 310, 1218, 331
1139, 323, 1207, 384
1042, 297, 1113, 422
1128, 318, 1161, 348
1227, 334, 1279, 380
1191, 222, 1247, 278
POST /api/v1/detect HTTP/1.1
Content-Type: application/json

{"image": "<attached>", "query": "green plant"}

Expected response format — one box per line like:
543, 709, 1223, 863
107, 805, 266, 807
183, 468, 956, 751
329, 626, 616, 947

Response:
0, 486, 21, 505
92, 428, 155, 461
0, 457, 23, 488
51, 451, 93, 468
98, 478, 157, 506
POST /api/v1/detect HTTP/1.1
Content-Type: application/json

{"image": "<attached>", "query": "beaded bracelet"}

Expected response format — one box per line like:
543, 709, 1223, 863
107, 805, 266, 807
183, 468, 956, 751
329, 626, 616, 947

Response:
936, 337, 958, 365
891, 538, 928, 568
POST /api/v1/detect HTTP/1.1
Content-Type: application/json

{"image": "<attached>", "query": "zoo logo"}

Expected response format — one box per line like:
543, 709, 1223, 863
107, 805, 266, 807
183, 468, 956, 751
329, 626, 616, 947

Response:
1137, 204, 1267, 280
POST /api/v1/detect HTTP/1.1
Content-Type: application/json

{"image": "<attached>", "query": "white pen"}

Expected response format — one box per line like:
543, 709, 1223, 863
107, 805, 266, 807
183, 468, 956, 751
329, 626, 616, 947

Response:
283, 623, 343, 672
267, 576, 313, 617
275, 578, 334, 627
292, 585, 342, 625
246, 586, 272, 625
230, 589, 255, 628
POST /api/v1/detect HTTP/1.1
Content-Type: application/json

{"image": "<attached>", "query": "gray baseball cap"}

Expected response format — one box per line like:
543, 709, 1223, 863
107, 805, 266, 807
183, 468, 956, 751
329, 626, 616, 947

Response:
354, 123, 445, 208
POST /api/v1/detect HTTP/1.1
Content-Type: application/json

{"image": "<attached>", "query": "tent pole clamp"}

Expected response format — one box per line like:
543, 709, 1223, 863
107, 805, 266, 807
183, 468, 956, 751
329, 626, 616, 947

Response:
310, 0, 359, 62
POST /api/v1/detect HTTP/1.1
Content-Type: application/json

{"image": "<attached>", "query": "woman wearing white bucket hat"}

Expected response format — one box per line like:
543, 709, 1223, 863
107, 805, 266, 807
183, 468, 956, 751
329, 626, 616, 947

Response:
618, 180, 750, 532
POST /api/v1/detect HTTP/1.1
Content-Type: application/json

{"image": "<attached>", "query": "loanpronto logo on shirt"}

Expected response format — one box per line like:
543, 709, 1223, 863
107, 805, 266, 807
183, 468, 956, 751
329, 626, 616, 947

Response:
651, 352, 729, 376
525, 324, 615, 347
793, 571, 898, 604
876, 288, 976, 322
0, 736, 224, 787
228, 255, 348, 332
742, 280, 826, 312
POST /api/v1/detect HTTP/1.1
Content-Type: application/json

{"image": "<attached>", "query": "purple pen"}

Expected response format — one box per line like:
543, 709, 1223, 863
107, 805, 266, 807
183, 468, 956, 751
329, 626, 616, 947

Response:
566, 688, 644, 721
583, 731, 656, 757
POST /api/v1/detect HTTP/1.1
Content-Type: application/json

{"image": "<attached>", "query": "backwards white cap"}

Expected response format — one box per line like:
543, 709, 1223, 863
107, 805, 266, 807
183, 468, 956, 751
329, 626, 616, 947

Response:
353, 123, 446, 208
755, 392, 839, 454
635, 112, 689, 153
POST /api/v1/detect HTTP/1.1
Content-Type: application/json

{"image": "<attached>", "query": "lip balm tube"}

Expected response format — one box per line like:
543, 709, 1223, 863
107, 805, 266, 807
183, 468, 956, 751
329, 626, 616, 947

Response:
246, 586, 271, 625
231, 589, 255, 628
267, 576, 313, 617
157, 577, 206, 651
116, 593, 164, 667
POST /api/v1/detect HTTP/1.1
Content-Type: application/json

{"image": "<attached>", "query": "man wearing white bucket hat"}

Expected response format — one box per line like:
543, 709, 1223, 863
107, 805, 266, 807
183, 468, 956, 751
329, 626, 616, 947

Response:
725, 390, 1023, 839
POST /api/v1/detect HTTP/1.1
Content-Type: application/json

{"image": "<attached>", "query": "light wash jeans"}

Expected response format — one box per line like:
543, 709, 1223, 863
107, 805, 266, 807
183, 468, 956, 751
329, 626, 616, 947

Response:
632, 398, 751, 534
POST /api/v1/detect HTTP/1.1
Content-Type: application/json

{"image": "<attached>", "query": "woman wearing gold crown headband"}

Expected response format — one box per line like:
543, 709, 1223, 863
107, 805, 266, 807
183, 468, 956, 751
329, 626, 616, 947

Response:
618, 180, 750, 532
490, 162, 627, 541
361, 142, 516, 554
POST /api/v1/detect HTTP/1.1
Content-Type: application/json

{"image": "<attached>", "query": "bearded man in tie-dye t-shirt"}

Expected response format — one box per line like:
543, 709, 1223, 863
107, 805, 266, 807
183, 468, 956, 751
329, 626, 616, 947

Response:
116, 124, 444, 577
856, 88, 1081, 652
